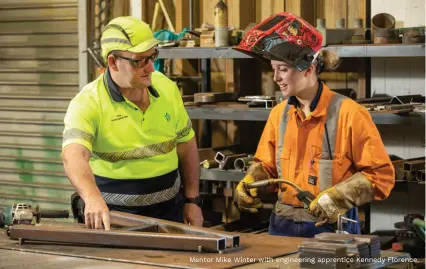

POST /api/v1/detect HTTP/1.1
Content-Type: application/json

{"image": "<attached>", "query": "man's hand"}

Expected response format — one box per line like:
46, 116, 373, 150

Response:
84, 195, 111, 230
234, 162, 269, 214
183, 203, 203, 226
309, 172, 374, 227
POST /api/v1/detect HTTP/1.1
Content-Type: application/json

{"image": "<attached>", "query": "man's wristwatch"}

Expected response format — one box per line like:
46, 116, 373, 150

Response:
185, 196, 203, 207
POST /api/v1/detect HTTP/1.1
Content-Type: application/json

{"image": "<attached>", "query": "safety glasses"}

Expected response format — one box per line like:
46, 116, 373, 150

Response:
115, 49, 159, 68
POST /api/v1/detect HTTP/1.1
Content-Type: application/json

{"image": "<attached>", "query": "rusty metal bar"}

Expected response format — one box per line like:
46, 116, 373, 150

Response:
403, 159, 425, 172
405, 171, 416, 181
109, 211, 240, 248
392, 159, 406, 181
201, 159, 219, 169
416, 170, 425, 182
9, 225, 226, 253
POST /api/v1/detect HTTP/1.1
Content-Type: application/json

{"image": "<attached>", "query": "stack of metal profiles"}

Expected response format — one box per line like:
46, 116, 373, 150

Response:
298, 241, 349, 269
354, 234, 381, 258
314, 233, 377, 259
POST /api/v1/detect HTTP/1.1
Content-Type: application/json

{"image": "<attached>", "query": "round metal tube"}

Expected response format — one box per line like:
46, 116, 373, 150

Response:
189, 0, 193, 30
234, 158, 245, 171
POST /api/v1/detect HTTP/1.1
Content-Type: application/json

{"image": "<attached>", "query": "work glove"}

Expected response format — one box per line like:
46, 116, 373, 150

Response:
234, 162, 269, 213
308, 172, 374, 226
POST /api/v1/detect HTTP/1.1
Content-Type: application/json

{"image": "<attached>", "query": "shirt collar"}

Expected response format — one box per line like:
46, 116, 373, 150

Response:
287, 80, 323, 112
103, 68, 160, 102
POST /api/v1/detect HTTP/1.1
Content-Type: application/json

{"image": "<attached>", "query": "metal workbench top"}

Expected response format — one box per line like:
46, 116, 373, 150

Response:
0, 226, 412, 269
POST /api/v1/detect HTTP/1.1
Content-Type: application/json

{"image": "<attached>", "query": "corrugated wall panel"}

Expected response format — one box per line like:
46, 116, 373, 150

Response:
0, 34, 78, 47
0, 6, 77, 21
0, 85, 76, 97
2, 48, 78, 59
0, 0, 77, 211
0, 21, 77, 34
0, 60, 79, 72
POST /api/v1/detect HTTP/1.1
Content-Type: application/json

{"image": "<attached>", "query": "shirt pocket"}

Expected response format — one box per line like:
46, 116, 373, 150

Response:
313, 150, 343, 192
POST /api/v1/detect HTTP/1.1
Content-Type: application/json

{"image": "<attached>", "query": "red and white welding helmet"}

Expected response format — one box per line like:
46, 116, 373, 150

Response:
235, 12, 323, 71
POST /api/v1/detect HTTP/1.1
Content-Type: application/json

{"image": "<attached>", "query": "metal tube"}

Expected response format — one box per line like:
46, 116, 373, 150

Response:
416, 170, 425, 182
200, 59, 212, 148
189, 0, 193, 30
109, 211, 240, 248
201, 159, 219, 169
234, 156, 254, 171
9, 225, 226, 253
403, 159, 425, 171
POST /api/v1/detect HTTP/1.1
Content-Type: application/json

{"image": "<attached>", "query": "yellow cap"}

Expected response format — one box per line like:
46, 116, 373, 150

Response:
101, 16, 160, 62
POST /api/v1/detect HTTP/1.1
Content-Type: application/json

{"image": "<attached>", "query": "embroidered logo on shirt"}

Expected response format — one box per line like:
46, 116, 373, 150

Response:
111, 114, 128, 122
164, 113, 171, 122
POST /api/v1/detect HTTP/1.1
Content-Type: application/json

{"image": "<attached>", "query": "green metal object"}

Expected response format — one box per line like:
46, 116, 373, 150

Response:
4, 205, 13, 226
412, 218, 425, 242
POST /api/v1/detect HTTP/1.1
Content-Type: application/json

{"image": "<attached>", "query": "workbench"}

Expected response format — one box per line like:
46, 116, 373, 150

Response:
0, 223, 413, 269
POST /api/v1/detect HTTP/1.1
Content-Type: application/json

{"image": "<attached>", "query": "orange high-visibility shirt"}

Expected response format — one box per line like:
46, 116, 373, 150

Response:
255, 83, 395, 207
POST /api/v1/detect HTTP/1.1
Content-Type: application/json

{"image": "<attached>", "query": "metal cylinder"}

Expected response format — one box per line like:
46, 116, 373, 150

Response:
354, 18, 363, 28
234, 156, 254, 172
40, 209, 70, 219
214, 0, 228, 47
416, 170, 425, 182
202, 159, 219, 169
189, 0, 193, 30
317, 18, 326, 28
372, 13, 395, 30
335, 18, 345, 29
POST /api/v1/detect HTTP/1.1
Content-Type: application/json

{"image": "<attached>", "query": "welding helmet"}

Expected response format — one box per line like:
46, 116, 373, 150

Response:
235, 12, 323, 71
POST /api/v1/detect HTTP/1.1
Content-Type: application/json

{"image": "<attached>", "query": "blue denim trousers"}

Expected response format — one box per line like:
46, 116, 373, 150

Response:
268, 208, 360, 237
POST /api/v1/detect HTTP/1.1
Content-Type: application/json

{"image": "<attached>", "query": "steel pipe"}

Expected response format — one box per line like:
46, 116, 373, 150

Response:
9, 225, 226, 253
234, 156, 254, 172
109, 211, 240, 248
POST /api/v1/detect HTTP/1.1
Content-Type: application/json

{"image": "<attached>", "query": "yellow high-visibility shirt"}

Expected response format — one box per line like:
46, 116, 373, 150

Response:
62, 69, 194, 180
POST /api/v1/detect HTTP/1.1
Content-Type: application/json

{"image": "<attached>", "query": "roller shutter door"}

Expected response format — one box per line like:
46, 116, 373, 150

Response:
0, 0, 78, 212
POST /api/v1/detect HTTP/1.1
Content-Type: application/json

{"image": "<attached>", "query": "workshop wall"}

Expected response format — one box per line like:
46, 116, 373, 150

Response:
0, 0, 79, 212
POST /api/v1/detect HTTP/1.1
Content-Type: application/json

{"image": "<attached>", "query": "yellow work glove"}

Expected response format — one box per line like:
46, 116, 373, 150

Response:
308, 172, 374, 226
234, 162, 269, 213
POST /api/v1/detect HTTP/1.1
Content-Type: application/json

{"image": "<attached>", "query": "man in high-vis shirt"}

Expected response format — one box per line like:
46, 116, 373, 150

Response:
62, 16, 203, 230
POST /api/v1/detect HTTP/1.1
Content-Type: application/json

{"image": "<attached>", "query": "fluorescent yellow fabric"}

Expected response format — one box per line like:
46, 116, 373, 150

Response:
62, 70, 194, 180
101, 16, 160, 61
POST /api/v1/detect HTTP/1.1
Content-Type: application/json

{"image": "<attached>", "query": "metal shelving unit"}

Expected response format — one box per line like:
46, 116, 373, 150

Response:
200, 168, 244, 182
161, 45, 425, 183
158, 44, 425, 59
186, 107, 271, 121
186, 106, 425, 125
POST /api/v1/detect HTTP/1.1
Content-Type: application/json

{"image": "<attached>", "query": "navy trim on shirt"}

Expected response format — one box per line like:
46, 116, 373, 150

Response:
103, 68, 160, 102
288, 80, 323, 112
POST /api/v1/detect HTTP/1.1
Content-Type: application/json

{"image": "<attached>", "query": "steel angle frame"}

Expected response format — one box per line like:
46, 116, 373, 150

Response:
109, 211, 240, 249
9, 225, 226, 253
